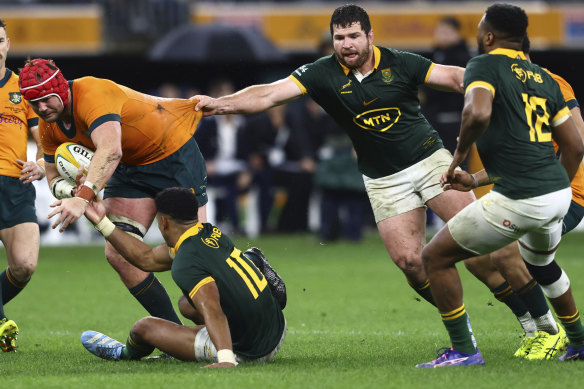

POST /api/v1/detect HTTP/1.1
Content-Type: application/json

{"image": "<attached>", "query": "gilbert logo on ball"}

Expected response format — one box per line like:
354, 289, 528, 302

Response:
55, 142, 94, 184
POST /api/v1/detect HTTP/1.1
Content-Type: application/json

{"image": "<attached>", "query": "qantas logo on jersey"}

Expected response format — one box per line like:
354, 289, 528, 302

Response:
353, 108, 401, 132
511, 64, 543, 84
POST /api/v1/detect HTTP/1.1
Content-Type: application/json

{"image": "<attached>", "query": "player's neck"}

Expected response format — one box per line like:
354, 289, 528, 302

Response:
0, 66, 6, 79
59, 107, 72, 128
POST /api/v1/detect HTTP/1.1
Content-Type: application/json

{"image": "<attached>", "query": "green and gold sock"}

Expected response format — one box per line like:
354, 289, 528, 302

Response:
408, 279, 435, 306
441, 304, 476, 354
516, 279, 549, 318
491, 281, 528, 317
558, 310, 584, 348
129, 273, 182, 325
121, 334, 155, 360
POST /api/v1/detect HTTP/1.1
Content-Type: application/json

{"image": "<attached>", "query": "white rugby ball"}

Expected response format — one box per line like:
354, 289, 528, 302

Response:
54, 142, 94, 184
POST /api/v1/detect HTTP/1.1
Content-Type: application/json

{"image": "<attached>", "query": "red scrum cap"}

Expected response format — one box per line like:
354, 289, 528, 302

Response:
19, 58, 69, 106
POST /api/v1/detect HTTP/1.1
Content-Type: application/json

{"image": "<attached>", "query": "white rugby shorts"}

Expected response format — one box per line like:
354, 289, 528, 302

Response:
447, 187, 572, 255
364, 148, 454, 222
194, 319, 287, 364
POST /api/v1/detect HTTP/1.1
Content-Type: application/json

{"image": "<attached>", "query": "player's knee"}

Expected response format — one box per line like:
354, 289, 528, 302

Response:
9, 261, 36, 283
131, 317, 156, 339
393, 252, 423, 276
178, 295, 203, 324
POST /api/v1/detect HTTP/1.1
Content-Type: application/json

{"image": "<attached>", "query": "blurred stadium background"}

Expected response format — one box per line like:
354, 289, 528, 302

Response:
4, 0, 584, 244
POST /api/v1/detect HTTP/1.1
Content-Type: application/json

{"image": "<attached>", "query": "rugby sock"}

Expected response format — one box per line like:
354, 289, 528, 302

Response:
517, 312, 537, 337
129, 273, 182, 325
441, 305, 476, 354
515, 279, 557, 333
558, 311, 584, 348
491, 281, 528, 317
0, 268, 27, 313
121, 334, 155, 360
408, 279, 436, 306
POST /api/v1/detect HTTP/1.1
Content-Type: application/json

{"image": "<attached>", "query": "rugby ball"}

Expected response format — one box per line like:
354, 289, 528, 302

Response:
55, 142, 94, 184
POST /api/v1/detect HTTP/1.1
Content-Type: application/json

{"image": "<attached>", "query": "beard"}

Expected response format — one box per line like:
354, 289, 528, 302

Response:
336, 45, 371, 70
478, 41, 485, 55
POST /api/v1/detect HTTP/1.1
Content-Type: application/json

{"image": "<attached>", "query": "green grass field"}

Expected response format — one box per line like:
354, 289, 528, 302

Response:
1, 231, 584, 388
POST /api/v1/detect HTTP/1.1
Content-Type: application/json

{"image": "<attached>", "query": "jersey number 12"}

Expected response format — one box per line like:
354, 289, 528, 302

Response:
522, 93, 552, 143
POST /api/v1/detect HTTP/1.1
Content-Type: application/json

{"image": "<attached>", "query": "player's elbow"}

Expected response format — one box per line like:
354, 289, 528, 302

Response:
463, 105, 491, 128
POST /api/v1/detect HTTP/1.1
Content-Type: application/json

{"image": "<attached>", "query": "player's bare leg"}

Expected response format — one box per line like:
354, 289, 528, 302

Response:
428, 189, 539, 334
0, 222, 39, 351
130, 317, 201, 361
1, 223, 39, 286
104, 197, 156, 286
104, 197, 182, 324
376, 208, 428, 292
178, 295, 204, 324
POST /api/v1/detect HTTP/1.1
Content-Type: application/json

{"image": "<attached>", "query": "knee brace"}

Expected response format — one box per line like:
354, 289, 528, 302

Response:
109, 214, 147, 241
523, 260, 570, 298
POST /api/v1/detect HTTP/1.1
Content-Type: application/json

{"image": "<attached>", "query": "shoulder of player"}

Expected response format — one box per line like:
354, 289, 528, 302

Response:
176, 223, 228, 251
72, 76, 121, 94
466, 53, 494, 66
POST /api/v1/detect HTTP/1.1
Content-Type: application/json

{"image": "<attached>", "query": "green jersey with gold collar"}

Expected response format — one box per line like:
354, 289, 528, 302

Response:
289, 45, 443, 178
171, 222, 285, 358
464, 48, 571, 199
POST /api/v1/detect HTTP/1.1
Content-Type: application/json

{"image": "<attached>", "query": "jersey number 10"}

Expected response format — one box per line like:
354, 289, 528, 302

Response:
226, 249, 268, 299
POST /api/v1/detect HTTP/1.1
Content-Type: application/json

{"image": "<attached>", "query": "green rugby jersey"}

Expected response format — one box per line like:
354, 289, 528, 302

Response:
170, 223, 285, 359
464, 48, 571, 199
289, 45, 443, 178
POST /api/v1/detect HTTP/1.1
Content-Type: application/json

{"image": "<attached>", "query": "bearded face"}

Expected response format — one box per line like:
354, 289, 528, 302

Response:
332, 22, 373, 71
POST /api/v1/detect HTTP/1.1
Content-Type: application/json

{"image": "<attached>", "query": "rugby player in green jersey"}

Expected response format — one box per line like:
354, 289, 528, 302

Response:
194, 4, 544, 343
418, 3, 584, 367
59, 188, 286, 367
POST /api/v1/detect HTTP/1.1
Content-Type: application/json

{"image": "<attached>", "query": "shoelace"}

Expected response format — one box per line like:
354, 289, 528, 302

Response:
528, 333, 550, 355
434, 347, 452, 359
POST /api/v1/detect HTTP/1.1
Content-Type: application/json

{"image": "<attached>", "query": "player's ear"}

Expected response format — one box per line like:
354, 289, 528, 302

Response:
160, 215, 170, 230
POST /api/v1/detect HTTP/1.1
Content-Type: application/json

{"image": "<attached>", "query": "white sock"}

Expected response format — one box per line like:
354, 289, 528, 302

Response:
518, 312, 536, 337
533, 310, 559, 334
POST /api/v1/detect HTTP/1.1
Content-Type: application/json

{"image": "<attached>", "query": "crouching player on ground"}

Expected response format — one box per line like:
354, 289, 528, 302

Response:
53, 187, 287, 367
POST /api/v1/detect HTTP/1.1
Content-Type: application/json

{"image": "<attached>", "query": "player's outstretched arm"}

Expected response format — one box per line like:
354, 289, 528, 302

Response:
76, 196, 173, 272
194, 78, 302, 116
425, 64, 465, 93
192, 282, 236, 368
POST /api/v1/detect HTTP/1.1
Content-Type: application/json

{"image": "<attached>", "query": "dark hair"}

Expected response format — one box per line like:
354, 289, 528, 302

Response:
440, 16, 461, 31
521, 34, 530, 54
155, 187, 199, 223
0, 19, 5, 30
484, 3, 528, 42
330, 4, 371, 36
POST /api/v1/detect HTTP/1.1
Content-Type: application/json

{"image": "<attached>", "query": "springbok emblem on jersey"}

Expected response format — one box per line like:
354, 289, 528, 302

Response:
381, 68, 394, 84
